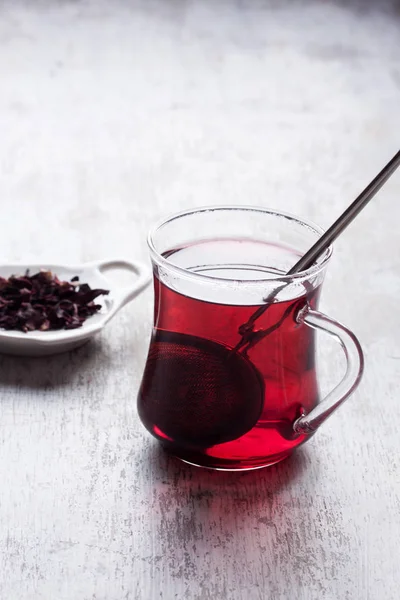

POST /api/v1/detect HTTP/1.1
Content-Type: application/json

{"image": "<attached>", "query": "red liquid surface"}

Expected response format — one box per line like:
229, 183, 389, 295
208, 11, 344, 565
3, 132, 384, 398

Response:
138, 272, 320, 470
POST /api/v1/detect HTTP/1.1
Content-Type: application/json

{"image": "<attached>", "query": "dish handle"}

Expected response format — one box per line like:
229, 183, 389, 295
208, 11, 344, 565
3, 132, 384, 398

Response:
89, 258, 151, 319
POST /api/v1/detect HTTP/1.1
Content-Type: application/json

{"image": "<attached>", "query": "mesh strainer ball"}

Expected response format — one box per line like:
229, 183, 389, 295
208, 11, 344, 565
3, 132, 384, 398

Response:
138, 330, 265, 449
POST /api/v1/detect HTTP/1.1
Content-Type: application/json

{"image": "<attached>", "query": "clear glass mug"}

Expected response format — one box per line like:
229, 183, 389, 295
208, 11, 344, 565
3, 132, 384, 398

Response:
137, 207, 364, 470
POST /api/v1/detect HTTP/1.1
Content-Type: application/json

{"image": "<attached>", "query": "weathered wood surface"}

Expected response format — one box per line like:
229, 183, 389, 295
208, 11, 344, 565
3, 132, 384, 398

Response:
0, 1, 399, 599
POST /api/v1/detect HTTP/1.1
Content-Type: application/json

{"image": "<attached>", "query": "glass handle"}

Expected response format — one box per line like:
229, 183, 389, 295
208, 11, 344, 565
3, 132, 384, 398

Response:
293, 307, 364, 435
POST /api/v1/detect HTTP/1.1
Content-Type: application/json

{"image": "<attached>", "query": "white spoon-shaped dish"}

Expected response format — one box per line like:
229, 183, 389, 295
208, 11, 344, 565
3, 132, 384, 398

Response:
0, 258, 150, 356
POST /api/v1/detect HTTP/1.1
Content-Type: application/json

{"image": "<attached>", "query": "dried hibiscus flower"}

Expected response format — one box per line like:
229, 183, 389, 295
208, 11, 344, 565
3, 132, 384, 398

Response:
0, 270, 109, 332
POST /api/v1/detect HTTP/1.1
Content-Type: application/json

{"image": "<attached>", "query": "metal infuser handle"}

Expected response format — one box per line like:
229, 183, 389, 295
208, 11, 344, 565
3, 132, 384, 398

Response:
235, 149, 400, 354
289, 149, 400, 275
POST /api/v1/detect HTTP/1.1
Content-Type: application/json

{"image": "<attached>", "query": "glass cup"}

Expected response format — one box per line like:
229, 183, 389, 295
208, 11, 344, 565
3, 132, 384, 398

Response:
137, 207, 364, 470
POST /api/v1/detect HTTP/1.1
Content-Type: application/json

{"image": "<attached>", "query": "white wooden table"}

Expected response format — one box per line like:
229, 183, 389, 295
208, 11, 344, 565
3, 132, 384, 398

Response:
1, 1, 399, 598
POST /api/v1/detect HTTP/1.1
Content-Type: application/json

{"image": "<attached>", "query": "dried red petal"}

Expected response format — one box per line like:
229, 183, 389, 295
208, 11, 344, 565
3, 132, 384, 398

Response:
0, 271, 109, 333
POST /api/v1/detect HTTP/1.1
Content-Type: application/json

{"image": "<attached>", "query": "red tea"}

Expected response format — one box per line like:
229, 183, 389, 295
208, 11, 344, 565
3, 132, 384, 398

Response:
138, 241, 321, 470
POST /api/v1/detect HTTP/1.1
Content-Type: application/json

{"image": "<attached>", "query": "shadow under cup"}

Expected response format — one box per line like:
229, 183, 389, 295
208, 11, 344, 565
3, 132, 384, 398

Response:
137, 207, 363, 471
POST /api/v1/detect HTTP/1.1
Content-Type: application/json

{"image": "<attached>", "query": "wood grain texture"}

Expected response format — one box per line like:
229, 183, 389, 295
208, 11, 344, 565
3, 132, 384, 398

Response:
0, 1, 399, 599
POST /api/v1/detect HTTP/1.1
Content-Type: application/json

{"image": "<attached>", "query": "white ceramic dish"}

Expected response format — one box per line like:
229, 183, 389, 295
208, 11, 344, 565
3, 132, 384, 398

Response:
0, 259, 150, 356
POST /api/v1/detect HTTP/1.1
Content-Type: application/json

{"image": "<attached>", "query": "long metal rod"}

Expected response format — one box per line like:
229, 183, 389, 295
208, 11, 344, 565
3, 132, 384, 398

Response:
289, 149, 400, 274
234, 149, 400, 353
